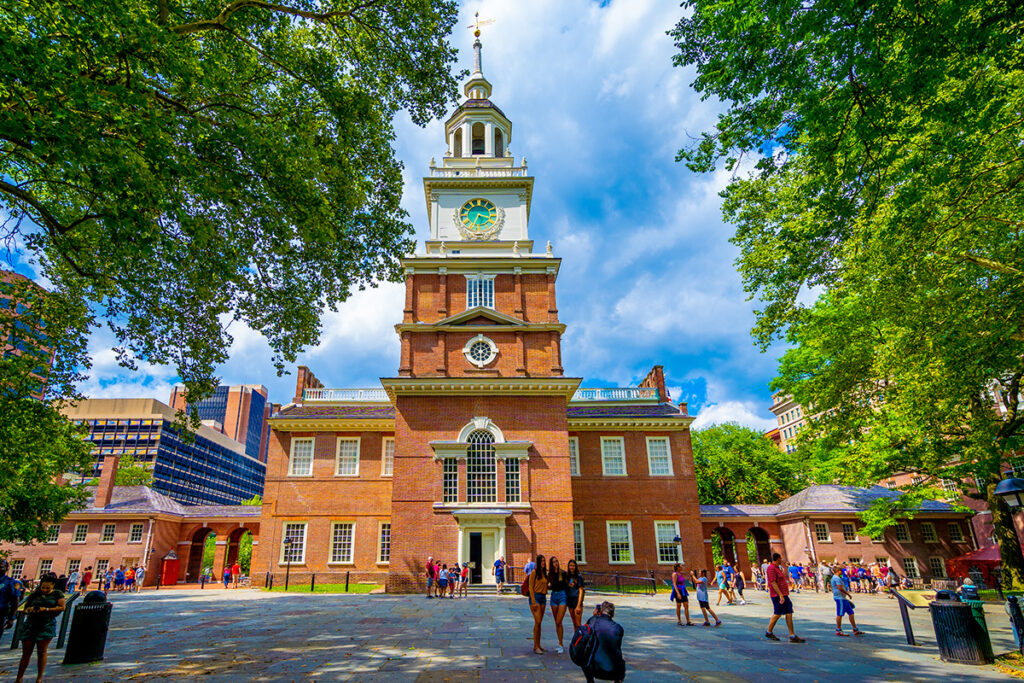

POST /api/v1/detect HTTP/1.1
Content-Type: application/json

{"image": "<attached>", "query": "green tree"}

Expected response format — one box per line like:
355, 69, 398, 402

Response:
240, 494, 262, 506
692, 423, 805, 505
238, 531, 254, 572
671, 2, 1024, 582
0, 278, 93, 544
86, 454, 154, 487
0, 1, 461, 539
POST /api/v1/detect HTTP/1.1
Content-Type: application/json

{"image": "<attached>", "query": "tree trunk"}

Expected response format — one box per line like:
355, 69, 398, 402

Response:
987, 483, 1024, 589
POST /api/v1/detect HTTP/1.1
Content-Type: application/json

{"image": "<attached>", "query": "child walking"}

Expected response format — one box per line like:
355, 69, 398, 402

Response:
691, 569, 721, 627
15, 573, 65, 683
831, 571, 865, 636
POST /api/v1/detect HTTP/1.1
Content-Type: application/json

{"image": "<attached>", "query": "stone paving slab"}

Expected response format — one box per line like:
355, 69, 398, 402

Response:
0, 587, 1016, 681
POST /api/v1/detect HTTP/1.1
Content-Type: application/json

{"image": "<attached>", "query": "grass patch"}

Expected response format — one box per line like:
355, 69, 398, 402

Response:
978, 590, 1024, 602
266, 582, 381, 594
995, 651, 1024, 678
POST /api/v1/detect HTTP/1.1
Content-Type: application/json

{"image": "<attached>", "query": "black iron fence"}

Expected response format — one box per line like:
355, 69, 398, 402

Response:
502, 566, 657, 596
262, 570, 385, 592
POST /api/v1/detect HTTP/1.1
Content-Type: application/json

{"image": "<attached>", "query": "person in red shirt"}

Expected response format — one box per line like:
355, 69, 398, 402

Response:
231, 562, 241, 588
765, 553, 804, 643
79, 568, 92, 592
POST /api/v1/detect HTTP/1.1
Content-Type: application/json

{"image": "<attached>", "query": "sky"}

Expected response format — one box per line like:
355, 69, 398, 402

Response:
7, 0, 787, 431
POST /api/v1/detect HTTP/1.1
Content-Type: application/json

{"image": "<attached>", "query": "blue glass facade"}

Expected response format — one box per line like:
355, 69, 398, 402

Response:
191, 385, 230, 425
78, 418, 265, 506
244, 390, 267, 461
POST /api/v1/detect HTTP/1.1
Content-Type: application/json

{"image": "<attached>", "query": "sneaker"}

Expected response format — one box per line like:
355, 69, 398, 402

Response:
556, 646, 564, 654
789, 636, 806, 643
703, 621, 711, 627
714, 620, 722, 627
765, 632, 779, 641
853, 630, 866, 636
676, 622, 683, 627
740, 600, 747, 605
426, 595, 433, 599
835, 630, 849, 637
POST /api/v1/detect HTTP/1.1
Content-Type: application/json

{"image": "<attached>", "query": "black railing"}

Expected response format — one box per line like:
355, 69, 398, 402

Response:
502, 566, 656, 596
262, 570, 382, 592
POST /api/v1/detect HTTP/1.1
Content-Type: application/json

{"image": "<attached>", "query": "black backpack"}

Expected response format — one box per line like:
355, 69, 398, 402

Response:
569, 622, 597, 667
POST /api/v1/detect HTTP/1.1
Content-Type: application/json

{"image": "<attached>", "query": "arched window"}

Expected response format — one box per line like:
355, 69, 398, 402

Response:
466, 429, 496, 502
453, 129, 463, 158
494, 129, 504, 158
472, 122, 485, 155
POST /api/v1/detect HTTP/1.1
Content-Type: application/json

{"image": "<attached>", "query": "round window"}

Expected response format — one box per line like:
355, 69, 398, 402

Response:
469, 340, 492, 363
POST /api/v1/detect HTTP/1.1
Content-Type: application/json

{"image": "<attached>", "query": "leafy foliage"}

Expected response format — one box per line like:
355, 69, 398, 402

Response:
240, 494, 262, 506
672, 1, 1024, 582
692, 423, 805, 505
85, 454, 154, 488
0, 0, 462, 404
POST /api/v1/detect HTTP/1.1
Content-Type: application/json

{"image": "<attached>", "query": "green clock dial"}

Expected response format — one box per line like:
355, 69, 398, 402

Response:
459, 198, 498, 231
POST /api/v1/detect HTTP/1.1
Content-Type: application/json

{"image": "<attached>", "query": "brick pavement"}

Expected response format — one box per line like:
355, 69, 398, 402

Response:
0, 587, 1016, 682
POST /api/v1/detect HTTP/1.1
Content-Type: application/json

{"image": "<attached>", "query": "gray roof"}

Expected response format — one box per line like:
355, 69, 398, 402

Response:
701, 485, 961, 519
276, 402, 688, 421
78, 486, 259, 518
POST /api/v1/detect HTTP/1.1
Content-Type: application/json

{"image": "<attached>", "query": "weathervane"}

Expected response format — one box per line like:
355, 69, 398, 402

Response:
469, 11, 494, 38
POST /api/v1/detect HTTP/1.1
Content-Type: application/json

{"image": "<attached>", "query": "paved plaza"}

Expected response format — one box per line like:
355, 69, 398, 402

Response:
0, 587, 1018, 682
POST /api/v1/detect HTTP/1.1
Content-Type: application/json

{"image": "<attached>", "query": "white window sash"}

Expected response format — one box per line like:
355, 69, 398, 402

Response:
600, 437, 627, 477
573, 521, 586, 564
329, 522, 356, 564
335, 437, 361, 477
381, 438, 395, 477
606, 521, 634, 565
289, 438, 315, 477
654, 521, 681, 564
568, 437, 580, 476
280, 523, 307, 565
378, 522, 391, 564
645, 437, 673, 476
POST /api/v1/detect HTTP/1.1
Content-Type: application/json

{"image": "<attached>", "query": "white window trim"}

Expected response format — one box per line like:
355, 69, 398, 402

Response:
334, 437, 361, 477
948, 522, 964, 543
895, 522, 911, 543
381, 437, 395, 477
377, 521, 391, 565
573, 520, 587, 565
929, 556, 948, 578
465, 273, 496, 309
463, 333, 498, 368
600, 437, 627, 477
288, 437, 315, 477
903, 556, 919, 578
814, 522, 832, 543
327, 521, 356, 565
72, 523, 88, 544
128, 523, 145, 544
45, 525, 60, 544
842, 522, 860, 544
99, 523, 116, 544
920, 522, 938, 544
606, 520, 635, 565
645, 436, 674, 476
654, 520, 682, 565
568, 437, 580, 477
279, 522, 308, 565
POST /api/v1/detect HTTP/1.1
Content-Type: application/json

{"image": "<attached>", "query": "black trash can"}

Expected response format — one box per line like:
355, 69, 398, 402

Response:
929, 600, 994, 664
62, 597, 113, 665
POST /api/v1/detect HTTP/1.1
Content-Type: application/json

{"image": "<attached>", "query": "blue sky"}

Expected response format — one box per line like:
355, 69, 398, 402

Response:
7, 0, 787, 430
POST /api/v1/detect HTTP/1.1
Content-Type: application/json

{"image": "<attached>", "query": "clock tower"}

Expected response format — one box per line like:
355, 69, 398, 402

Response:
383, 34, 577, 592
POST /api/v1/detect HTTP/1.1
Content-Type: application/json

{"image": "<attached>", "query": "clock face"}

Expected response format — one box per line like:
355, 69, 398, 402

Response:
459, 198, 498, 231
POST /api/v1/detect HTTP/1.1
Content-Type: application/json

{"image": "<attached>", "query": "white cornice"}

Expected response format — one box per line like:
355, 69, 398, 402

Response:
381, 377, 582, 402
401, 256, 560, 276
567, 417, 695, 431
268, 419, 395, 432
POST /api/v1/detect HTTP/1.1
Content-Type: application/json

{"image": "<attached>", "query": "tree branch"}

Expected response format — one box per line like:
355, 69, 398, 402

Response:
171, 0, 379, 36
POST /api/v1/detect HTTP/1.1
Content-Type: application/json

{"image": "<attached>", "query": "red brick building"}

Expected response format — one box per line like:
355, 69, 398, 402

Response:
251, 39, 703, 591
0, 458, 259, 587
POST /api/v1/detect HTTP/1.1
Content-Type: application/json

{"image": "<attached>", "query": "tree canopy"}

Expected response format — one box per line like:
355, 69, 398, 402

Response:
671, 1, 1024, 581
692, 423, 805, 505
86, 454, 154, 488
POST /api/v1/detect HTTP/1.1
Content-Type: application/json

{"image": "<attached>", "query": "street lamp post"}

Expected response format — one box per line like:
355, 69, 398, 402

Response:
995, 471, 1024, 509
283, 538, 293, 592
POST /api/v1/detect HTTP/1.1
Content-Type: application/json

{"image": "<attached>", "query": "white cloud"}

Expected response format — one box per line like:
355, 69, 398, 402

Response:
692, 400, 777, 431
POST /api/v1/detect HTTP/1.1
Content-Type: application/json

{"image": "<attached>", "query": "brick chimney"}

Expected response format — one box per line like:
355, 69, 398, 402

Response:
95, 455, 120, 509
639, 365, 669, 403
294, 366, 323, 403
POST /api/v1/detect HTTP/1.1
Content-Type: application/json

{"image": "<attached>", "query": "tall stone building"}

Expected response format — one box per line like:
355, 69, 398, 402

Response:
252, 38, 703, 591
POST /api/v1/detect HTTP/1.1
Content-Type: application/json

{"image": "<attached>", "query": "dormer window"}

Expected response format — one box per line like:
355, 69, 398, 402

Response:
466, 274, 495, 309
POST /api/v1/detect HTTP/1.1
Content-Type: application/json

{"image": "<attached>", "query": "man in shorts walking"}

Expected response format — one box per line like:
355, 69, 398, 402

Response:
831, 570, 865, 636
425, 556, 435, 599
765, 553, 804, 643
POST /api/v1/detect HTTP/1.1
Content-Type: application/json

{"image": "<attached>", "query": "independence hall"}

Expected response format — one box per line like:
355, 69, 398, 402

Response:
251, 38, 704, 592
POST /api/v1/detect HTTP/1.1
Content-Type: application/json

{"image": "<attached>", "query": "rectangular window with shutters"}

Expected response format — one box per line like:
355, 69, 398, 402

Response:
9, 559, 24, 578
903, 557, 919, 578
72, 523, 88, 544
842, 523, 858, 543
129, 523, 145, 543
646, 437, 673, 476
381, 438, 394, 477
573, 521, 586, 564
948, 522, 964, 543
815, 523, 831, 543
378, 523, 391, 564
280, 523, 306, 564
920, 522, 938, 543
895, 523, 911, 542
568, 437, 580, 476
601, 437, 626, 476
330, 522, 355, 564
100, 523, 116, 543
67, 559, 81, 575
39, 559, 53, 576
335, 438, 360, 476
289, 438, 315, 477
655, 521, 681, 564
442, 458, 458, 503
607, 521, 634, 564
929, 557, 947, 578
466, 275, 495, 309
505, 458, 521, 502
46, 525, 59, 543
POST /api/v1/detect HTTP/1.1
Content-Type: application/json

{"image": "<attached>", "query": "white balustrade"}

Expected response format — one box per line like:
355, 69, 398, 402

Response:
571, 387, 659, 402
430, 167, 527, 178
303, 388, 389, 402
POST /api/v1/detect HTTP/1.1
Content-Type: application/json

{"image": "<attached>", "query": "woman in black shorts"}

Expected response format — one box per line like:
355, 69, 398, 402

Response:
565, 559, 587, 631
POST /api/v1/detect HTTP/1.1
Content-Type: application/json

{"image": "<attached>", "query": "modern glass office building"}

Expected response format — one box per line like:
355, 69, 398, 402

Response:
168, 384, 271, 462
68, 398, 266, 506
